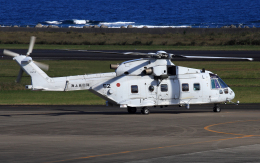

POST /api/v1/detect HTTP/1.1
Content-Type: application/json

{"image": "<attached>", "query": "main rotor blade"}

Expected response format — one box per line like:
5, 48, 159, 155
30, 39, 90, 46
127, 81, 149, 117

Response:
3, 49, 19, 57
175, 55, 254, 61
59, 50, 254, 61
16, 68, 24, 83
27, 36, 36, 56
123, 52, 157, 56
34, 61, 49, 71
61, 50, 157, 57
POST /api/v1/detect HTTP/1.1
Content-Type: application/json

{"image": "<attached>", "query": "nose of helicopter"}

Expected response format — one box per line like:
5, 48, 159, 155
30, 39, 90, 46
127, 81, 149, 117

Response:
229, 87, 235, 100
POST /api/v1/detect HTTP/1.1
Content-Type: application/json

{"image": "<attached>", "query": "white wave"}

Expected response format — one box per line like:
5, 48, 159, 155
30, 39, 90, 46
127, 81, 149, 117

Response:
45, 21, 62, 24
68, 26, 84, 28
73, 19, 88, 24
85, 24, 192, 28
132, 25, 191, 28
100, 22, 191, 28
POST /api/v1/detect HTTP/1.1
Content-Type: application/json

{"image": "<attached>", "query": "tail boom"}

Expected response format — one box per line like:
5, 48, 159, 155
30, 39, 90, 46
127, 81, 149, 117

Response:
14, 55, 117, 92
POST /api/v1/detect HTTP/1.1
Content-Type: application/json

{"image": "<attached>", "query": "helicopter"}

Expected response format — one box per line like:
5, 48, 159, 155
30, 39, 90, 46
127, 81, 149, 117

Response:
3, 36, 253, 115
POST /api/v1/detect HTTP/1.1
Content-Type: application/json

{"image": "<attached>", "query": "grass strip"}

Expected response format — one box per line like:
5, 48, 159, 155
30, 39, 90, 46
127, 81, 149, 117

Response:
0, 90, 105, 105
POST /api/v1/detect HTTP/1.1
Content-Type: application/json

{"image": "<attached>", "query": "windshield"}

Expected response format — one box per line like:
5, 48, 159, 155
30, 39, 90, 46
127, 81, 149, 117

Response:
218, 77, 228, 88
210, 73, 228, 89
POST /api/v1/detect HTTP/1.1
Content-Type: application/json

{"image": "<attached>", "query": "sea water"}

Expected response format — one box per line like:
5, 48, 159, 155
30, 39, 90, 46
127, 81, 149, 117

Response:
0, 0, 259, 28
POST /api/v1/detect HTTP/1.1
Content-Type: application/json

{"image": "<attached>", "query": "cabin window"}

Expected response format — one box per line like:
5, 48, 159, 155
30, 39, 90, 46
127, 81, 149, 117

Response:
182, 83, 189, 91
194, 83, 200, 91
161, 84, 168, 92
131, 85, 138, 93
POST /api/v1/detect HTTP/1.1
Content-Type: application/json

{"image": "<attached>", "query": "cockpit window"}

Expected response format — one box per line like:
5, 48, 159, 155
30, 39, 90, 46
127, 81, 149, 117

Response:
211, 79, 221, 89
218, 78, 228, 88
210, 73, 228, 89
211, 79, 215, 89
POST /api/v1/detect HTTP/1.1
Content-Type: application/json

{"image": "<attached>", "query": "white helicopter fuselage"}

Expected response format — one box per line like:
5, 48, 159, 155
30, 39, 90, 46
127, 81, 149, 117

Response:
4, 36, 250, 114
14, 55, 235, 109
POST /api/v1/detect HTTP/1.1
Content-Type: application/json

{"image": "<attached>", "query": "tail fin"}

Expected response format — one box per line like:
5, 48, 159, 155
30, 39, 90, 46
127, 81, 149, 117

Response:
14, 55, 51, 90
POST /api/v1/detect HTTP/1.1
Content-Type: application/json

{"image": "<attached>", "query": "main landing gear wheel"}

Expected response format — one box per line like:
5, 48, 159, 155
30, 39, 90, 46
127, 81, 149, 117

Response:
127, 107, 137, 114
141, 107, 150, 115
213, 104, 221, 112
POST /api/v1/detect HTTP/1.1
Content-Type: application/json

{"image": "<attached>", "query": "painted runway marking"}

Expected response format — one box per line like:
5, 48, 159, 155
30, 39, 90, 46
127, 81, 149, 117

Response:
47, 119, 260, 163
204, 119, 260, 136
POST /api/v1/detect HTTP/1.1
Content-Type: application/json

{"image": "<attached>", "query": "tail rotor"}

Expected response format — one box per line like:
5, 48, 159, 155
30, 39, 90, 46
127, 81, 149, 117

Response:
3, 36, 49, 83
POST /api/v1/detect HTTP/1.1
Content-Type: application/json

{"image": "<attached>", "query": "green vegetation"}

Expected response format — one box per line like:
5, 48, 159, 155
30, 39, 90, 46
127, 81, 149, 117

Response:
0, 60, 259, 105
0, 31, 260, 49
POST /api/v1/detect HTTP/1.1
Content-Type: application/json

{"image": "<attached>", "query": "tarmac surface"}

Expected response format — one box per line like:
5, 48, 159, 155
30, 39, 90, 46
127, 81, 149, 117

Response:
0, 104, 259, 163
1, 49, 259, 61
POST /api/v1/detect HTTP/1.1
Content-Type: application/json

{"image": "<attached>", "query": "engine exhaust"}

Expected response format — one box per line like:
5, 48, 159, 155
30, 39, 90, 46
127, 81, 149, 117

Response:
110, 64, 119, 69
144, 68, 153, 75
